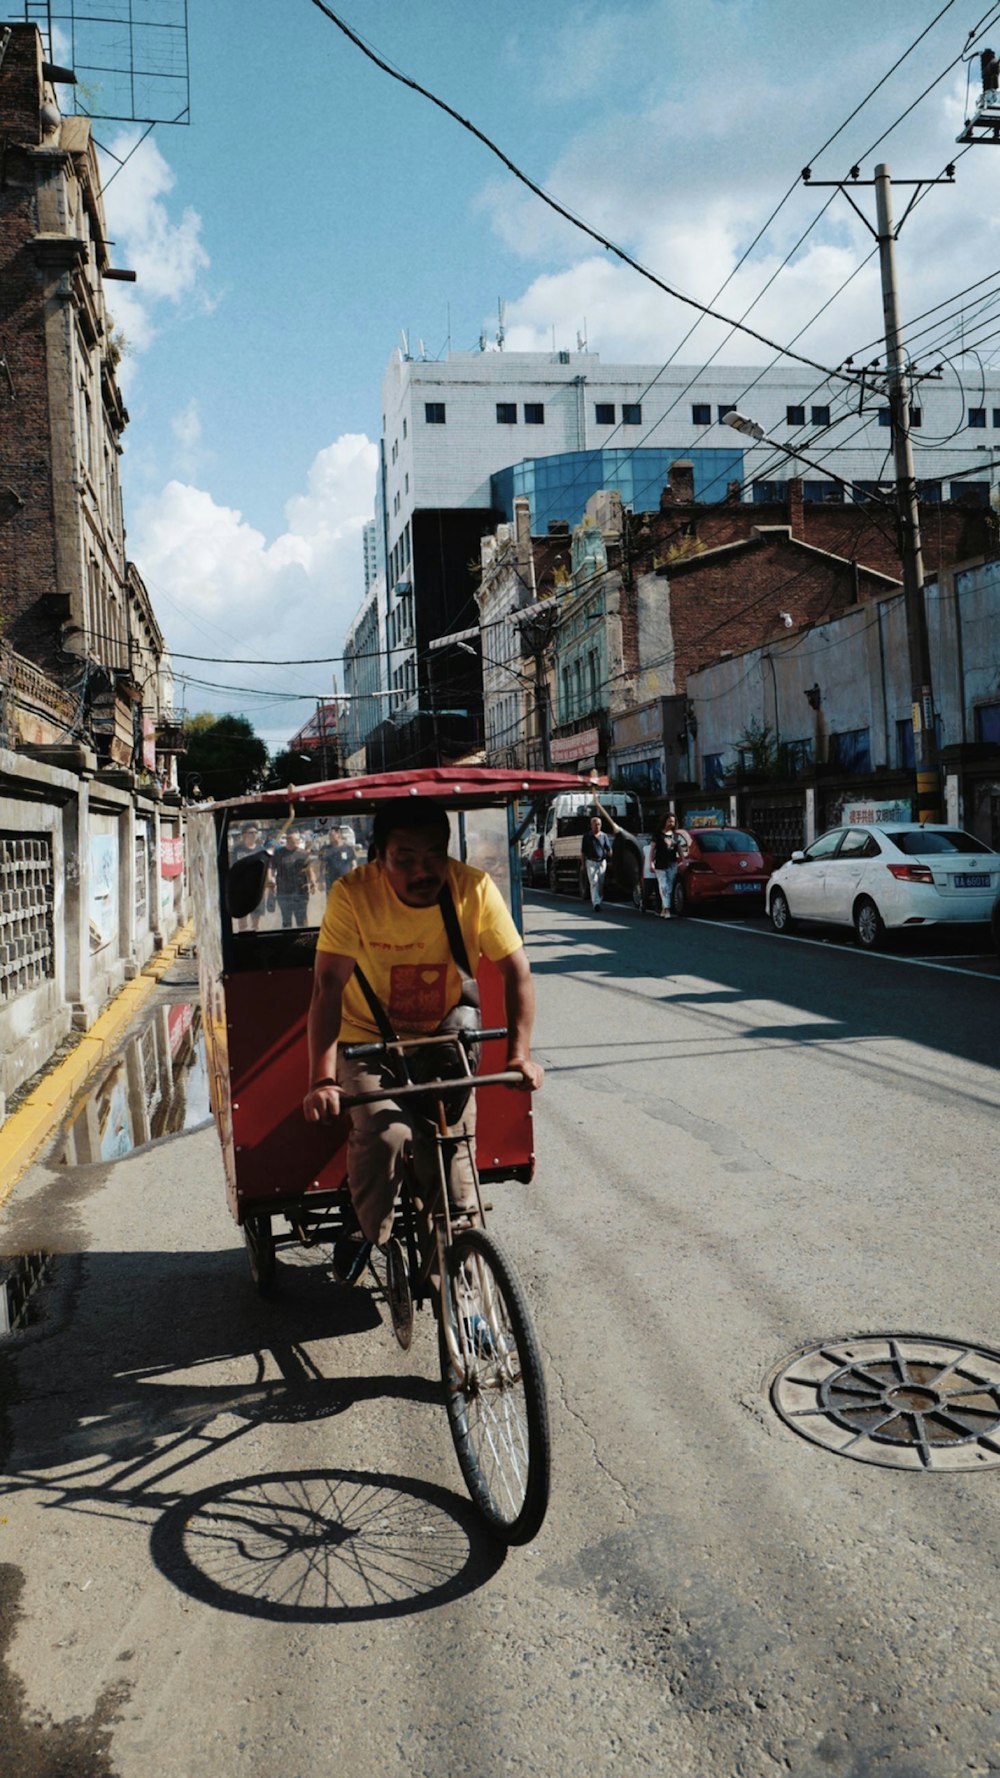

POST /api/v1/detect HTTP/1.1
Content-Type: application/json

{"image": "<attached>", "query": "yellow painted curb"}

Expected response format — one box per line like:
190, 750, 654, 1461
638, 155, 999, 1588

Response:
0, 921, 197, 1209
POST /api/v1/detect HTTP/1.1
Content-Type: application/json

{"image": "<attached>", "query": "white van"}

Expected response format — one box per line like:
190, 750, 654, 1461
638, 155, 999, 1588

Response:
541, 789, 647, 900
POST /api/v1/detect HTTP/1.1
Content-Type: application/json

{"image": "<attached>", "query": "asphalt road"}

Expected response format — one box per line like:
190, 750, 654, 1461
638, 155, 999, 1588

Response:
1, 903, 999, 1777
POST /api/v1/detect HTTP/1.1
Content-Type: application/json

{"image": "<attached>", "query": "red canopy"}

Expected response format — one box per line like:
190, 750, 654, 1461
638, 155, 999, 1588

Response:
197, 765, 606, 816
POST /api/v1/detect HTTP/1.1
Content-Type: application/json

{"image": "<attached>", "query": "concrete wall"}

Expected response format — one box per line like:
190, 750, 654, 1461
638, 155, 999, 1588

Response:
0, 749, 189, 1121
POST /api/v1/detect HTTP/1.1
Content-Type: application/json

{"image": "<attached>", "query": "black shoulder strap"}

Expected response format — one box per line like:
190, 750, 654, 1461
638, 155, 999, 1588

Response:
353, 963, 398, 1044
438, 881, 473, 976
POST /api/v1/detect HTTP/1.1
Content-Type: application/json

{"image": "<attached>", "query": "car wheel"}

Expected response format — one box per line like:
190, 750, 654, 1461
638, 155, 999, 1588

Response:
546, 858, 558, 895
671, 876, 687, 917
770, 887, 794, 933
853, 895, 885, 950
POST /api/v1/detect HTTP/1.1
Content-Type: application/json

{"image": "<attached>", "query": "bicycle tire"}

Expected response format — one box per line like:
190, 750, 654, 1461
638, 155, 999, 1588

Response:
438, 1227, 550, 1545
244, 1213, 276, 1295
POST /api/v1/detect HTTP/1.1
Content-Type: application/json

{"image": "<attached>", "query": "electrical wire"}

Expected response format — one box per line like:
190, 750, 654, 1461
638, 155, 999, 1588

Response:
307, 0, 864, 386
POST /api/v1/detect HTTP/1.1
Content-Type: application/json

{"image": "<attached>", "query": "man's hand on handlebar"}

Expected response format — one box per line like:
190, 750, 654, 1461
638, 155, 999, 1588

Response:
507, 1055, 544, 1092
303, 1082, 342, 1123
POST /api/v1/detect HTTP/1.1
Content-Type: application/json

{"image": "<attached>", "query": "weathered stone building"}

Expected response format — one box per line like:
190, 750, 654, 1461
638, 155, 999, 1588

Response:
0, 23, 173, 771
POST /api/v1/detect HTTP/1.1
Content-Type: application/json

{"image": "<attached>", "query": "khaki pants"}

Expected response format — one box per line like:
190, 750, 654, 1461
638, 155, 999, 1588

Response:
336, 1051, 478, 1245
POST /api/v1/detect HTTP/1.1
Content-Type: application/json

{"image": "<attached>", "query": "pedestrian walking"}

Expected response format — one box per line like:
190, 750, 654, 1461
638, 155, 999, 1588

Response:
651, 812, 688, 918
272, 829, 315, 928
580, 814, 613, 911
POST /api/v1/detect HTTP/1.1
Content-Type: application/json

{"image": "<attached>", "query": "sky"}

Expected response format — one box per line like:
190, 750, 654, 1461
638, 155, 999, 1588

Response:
29, 0, 1000, 752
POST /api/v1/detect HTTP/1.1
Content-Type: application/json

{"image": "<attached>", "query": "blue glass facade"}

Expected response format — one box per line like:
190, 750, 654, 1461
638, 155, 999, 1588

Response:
491, 447, 745, 531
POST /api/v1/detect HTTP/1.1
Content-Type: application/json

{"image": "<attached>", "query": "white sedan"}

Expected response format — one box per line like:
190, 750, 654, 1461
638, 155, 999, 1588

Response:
766, 824, 1000, 949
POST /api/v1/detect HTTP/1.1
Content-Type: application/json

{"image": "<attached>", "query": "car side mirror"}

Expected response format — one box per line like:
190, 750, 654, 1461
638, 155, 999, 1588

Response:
790, 850, 805, 864
226, 852, 270, 919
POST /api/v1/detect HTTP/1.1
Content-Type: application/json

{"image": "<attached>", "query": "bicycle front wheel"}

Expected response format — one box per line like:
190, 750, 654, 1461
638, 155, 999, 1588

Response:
438, 1227, 550, 1544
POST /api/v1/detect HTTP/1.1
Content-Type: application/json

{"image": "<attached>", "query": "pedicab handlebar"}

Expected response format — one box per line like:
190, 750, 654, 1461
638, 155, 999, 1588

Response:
339, 1028, 529, 1107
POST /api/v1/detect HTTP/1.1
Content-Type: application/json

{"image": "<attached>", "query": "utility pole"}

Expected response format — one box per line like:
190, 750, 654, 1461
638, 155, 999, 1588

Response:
802, 161, 955, 822
517, 605, 557, 771
874, 165, 938, 821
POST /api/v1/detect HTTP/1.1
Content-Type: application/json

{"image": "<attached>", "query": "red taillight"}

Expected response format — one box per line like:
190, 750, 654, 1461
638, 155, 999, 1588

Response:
887, 863, 934, 884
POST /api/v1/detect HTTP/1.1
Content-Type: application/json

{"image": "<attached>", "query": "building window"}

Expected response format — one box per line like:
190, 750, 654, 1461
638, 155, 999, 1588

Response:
778, 738, 814, 779
595, 403, 615, 424
424, 402, 446, 424
524, 402, 544, 424
718, 403, 736, 422
811, 404, 830, 425
976, 702, 1000, 744
496, 403, 517, 424
969, 407, 987, 428
692, 403, 711, 425
786, 405, 805, 425
878, 407, 892, 427
910, 406, 922, 428
752, 480, 787, 502
622, 403, 642, 425
853, 481, 894, 505
703, 753, 726, 789
951, 480, 990, 505
828, 728, 871, 773
916, 480, 941, 503
402, 418, 407, 438
803, 481, 844, 503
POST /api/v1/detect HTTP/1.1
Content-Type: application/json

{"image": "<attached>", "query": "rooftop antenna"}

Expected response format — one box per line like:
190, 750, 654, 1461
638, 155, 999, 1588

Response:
577, 317, 588, 352
479, 331, 489, 352
399, 329, 411, 360
418, 338, 427, 360
497, 299, 507, 351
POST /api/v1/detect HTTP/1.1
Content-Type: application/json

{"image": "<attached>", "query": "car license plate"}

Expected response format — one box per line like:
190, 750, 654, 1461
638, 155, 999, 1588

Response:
954, 873, 989, 888
732, 881, 759, 892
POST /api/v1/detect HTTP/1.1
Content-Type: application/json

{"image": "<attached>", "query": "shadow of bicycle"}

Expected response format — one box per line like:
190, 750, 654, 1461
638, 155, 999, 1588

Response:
0, 1245, 507, 1626
151, 1464, 503, 1621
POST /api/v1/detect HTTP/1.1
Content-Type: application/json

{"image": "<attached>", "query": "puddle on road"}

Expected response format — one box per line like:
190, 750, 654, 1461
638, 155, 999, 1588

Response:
55, 1002, 210, 1168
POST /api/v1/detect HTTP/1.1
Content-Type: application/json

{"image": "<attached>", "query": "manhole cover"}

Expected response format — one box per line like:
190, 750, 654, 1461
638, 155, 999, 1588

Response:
771, 1335, 1000, 1470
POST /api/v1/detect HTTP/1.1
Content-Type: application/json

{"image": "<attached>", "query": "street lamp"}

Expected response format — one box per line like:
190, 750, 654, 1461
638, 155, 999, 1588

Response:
722, 410, 894, 506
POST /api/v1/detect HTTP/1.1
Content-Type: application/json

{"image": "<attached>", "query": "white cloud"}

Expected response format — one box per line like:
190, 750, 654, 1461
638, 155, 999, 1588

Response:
171, 397, 202, 451
97, 130, 210, 367
131, 435, 378, 751
483, 23, 1000, 377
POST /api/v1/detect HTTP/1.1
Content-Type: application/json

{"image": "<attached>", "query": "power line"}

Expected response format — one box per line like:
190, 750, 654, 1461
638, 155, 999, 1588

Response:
307, 0, 862, 386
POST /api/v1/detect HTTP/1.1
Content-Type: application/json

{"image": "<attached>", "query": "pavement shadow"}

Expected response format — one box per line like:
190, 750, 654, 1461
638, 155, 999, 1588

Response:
0, 1245, 505, 1619
524, 897, 1000, 1084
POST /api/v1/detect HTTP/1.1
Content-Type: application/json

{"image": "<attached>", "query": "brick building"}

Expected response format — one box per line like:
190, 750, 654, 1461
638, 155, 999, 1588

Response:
0, 24, 172, 772
476, 459, 998, 786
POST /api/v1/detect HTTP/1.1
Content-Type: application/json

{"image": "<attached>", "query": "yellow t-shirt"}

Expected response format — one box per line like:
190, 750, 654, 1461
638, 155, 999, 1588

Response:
316, 857, 523, 1044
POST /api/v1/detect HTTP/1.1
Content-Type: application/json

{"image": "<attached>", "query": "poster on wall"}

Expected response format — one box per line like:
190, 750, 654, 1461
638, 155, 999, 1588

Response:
89, 833, 119, 952
160, 832, 183, 919
160, 834, 184, 878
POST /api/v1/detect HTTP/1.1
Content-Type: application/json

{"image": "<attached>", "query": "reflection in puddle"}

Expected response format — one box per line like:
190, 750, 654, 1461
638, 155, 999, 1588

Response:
57, 1003, 209, 1167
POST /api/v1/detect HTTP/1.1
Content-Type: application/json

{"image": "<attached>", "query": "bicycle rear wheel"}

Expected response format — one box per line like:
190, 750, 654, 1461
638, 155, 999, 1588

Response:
438, 1228, 550, 1544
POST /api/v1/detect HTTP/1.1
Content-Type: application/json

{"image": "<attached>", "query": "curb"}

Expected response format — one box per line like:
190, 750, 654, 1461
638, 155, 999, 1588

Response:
0, 922, 197, 1210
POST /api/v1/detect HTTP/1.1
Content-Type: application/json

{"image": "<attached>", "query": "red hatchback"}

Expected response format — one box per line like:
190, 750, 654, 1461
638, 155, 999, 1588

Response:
671, 826, 773, 916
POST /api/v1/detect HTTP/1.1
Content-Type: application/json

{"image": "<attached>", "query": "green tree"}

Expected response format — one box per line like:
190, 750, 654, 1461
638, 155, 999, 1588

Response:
268, 748, 321, 787
182, 713, 269, 800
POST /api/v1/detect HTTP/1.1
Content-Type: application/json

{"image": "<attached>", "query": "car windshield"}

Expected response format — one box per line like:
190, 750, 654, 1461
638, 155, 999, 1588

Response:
696, 830, 760, 853
885, 829, 996, 856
